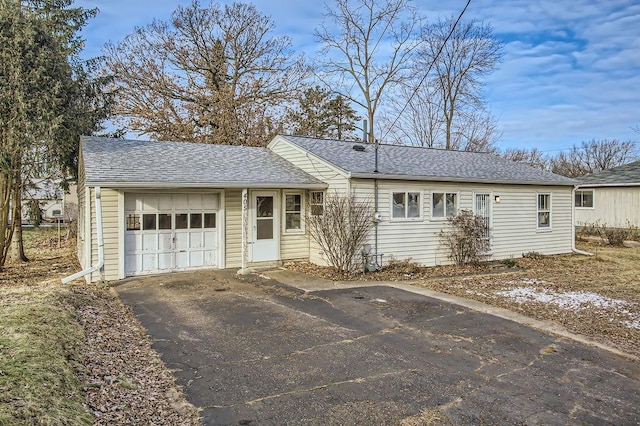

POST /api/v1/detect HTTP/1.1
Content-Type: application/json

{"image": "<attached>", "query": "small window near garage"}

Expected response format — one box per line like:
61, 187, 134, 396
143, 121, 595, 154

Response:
537, 193, 551, 229
432, 192, 457, 218
175, 213, 188, 229
310, 191, 324, 216
190, 213, 202, 228
285, 193, 303, 231
575, 190, 594, 208
158, 213, 172, 230
126, 213, 140, 231
204, 213, 216, 228
142, 213, 156, 230
392, 191, 421, 219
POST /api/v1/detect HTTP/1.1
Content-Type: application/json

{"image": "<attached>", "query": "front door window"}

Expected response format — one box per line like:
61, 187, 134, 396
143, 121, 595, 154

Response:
256, 196, 274, 240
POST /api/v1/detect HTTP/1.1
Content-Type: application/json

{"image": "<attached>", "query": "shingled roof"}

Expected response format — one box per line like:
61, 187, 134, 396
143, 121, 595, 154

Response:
81, 136, 326, 189
577, 160, 640, 186
277, 135, 576, 186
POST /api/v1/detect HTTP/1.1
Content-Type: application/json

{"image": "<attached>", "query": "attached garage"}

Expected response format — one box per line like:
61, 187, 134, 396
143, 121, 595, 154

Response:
72, 136, 326, 283
124, 192, 220, 276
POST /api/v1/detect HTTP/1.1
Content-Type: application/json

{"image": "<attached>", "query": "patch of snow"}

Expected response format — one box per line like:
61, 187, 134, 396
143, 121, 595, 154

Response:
496, 287, 628, 310
496, 286, 640, 330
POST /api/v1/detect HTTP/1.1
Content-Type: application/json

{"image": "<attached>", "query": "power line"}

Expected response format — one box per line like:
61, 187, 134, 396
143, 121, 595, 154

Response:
380, 0, 471, 142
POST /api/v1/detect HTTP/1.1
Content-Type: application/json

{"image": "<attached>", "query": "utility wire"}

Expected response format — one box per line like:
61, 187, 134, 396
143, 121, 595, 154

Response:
380, 0, 472, 142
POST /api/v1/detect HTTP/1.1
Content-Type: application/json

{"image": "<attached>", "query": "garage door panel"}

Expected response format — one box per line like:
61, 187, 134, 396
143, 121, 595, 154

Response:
142, 234, 157, 251
125, 193, 219, 276
125, 234, 139, 254
175, 232, 190, 250
190, 232, 203, 248
142, 194, 158, 211
188, 194, 203, 209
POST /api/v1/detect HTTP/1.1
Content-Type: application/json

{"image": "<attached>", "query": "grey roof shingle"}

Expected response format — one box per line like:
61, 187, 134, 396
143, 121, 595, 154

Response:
81, 136, 326, 189
577, 160, 640, 186
279, 135, 576, 186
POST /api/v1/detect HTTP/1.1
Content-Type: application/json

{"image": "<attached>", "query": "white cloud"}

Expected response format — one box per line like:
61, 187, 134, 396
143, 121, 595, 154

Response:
76, 0, 640, 150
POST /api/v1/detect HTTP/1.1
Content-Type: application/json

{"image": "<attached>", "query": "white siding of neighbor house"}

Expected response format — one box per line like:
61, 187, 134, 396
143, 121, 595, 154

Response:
350, 179, 573, 267
575, 186, 640, 228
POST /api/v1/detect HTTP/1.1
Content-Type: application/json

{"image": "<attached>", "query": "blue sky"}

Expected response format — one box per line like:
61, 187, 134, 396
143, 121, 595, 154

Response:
76, 0, 640, 153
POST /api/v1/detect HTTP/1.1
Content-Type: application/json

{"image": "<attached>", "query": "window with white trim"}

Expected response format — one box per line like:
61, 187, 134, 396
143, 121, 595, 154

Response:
537, 193, 551, 229
432, 192, 457, 218
310, 191, 324, 216
284, 193, 303, 232
391, 191, 421, 219
575, 190, 594, 208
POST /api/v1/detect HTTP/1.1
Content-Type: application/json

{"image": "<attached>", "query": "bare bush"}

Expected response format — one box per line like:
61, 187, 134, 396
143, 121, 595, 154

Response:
307, 193, 373, 273
601, 226, 631, 246
439, 210, 490, 266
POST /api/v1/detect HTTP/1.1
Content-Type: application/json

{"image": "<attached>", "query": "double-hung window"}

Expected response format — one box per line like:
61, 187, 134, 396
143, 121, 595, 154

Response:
432, 192, 457, 218
537, 193, 551, 229
284, 193, 303, 232
310, 191, 324, 216
391, 191, 421, 219
574, 190, 594, 208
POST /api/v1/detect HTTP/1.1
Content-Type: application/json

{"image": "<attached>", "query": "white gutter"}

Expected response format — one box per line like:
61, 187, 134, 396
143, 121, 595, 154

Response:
62, 187, 104, 283
571, 185, 593, 256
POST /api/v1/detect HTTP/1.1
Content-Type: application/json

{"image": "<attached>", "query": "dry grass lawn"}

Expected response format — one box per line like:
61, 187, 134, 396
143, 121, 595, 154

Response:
0, 227, 201, 425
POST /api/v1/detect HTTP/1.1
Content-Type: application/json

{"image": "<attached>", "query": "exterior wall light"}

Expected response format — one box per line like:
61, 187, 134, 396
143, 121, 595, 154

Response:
494, 195, 501, 203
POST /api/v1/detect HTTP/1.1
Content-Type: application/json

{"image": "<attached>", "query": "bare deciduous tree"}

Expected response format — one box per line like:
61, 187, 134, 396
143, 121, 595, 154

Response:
550, 139, 638, 177
315, 0, 420, 143
417, 17, 503, 150
105, 1, 309, 146
307, 193, 373, 273
501, 147, 548, 170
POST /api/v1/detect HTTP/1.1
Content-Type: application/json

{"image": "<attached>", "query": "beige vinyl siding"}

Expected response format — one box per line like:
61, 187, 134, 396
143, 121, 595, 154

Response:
225, 189, 242, 268
281, 190, 310, 261
269, 137, 352, 265
350, 179, 573, 267
575, 186, 640, 228
88, 187, 120, 282
268, 136, 348, 193
281, 234, 309, 261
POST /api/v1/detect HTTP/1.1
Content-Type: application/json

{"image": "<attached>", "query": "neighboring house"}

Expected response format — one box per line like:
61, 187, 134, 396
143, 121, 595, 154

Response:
75, 135, 576, 283
574, 160, 640, 228
22, 178, 64, 223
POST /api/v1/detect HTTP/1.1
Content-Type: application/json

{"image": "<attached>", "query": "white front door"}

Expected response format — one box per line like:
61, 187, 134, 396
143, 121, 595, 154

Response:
251, 191, 279, 262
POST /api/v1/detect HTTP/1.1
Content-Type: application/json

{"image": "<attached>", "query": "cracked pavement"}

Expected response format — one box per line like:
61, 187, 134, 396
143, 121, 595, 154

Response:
115, 270, 640, 425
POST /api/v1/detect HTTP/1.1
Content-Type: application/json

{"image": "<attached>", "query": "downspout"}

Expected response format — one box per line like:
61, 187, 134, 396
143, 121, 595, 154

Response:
62, 187, 104, 284
571, 185, 592, 256
374, 141, 379, 262
364, 120, 379, 264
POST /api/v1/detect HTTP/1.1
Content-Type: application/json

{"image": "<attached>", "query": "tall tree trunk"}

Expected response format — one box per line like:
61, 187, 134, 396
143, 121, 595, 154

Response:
0, 173, 14, 269
10, 178, 27, 262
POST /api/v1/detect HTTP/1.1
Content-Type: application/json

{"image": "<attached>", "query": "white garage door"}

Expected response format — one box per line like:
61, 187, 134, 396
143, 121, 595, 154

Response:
125, 193, 219, 276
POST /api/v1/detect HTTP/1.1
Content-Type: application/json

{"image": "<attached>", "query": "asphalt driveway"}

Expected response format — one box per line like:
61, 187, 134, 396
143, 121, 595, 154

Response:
115, 269, 640, 425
